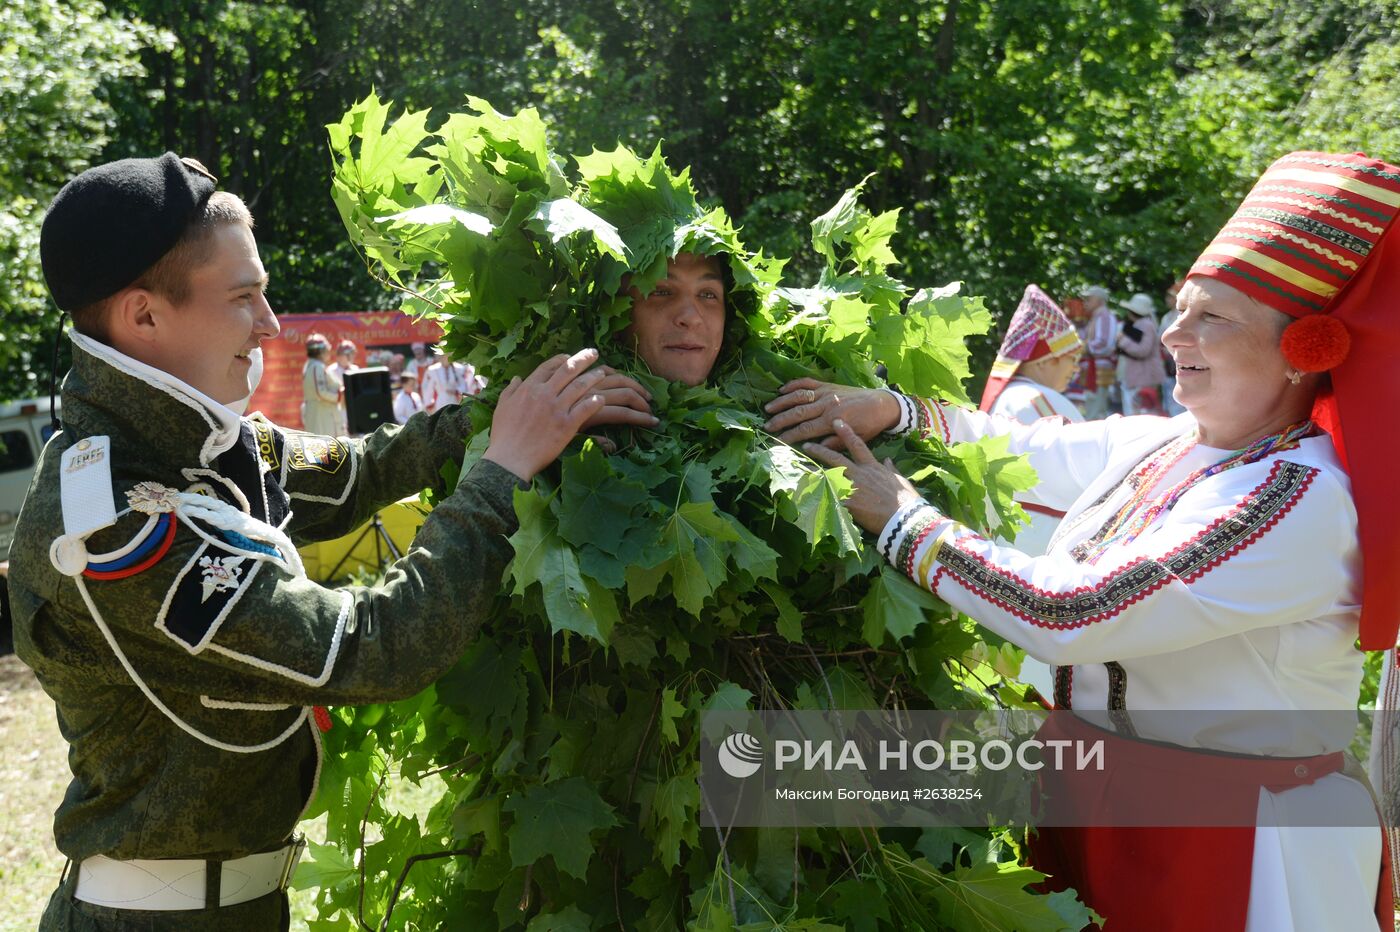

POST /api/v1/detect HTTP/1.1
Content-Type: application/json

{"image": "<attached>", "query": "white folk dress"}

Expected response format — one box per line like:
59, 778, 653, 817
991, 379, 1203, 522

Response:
300, 358, 341, 436
884, 399, 1380, 931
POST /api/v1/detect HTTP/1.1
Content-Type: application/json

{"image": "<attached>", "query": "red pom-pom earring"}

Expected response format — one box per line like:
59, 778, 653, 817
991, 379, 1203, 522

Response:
1280, 314, 1350, 373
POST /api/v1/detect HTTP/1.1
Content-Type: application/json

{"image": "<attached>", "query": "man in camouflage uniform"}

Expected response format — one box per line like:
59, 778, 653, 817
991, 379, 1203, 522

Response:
10, 153, 632, 929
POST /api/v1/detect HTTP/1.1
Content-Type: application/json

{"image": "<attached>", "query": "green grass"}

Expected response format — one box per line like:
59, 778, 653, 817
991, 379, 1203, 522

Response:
0, 655, 441, 931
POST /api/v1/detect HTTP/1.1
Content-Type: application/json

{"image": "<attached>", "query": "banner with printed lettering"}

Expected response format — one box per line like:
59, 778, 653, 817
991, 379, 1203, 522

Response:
248, 311, 444, 430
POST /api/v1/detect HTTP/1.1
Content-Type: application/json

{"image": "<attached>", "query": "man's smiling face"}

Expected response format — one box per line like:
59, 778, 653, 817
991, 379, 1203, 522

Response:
623, 252, 726, 386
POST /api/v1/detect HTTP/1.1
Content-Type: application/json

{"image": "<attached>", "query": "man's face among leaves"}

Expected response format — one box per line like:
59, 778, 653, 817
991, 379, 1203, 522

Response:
623, 252, 726, 386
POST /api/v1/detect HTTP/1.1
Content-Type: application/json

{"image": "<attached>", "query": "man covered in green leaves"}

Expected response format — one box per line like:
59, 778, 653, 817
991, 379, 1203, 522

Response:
10, 153, 637, 930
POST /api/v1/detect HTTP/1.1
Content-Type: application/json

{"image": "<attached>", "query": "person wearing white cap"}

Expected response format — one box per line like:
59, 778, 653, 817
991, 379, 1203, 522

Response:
1116, 292, 1168, 416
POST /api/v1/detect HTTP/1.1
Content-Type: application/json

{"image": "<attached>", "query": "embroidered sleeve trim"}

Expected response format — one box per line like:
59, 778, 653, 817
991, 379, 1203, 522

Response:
927, 399, 952, 443
931, 460, 1317, 630
1053, 665, 1073, 710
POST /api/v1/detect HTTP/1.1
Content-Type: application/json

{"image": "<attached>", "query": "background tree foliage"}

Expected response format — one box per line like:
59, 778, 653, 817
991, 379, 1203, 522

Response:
3, 0, 1397, 402
0, 0, 163, 402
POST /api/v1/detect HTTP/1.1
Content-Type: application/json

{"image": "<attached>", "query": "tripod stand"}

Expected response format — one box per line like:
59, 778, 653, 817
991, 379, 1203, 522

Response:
325, 512, 403, 582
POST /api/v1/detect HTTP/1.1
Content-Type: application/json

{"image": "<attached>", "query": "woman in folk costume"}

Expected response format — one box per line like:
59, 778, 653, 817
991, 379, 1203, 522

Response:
980, 284, 1086, 426
1061, 295, 1095, 413
767, 150, 1400, 930
980, 283, 1085, 560
300, 332, 342, 435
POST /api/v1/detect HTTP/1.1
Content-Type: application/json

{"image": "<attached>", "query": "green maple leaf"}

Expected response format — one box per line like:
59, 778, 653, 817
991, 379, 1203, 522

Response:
450, 794, 504, 854
723, 512, 779, 583
757, 443, 810, 497
703, 682, 755, 712
810, 173, 873, 267
504, 777, 619, 880
377, 203, 492, 236
850, 208, 901, 271
657, 500, 741, 615
875, 284, 992, 402
525, 905, 592, 932
658, 687, 686, 745
860, 564, 943, 647
830, 877, 893, 932
827, 294, 875, 339
509, 488, 612, 642
330, 93, 432, 192
576, 144, 697, 260
932, 859, 1097, 931
790, 466, 861, 555
530, 197, 627, 260
288, 840, 357, 894
649, 769, 700, 870
558, 444, 650, 555
759, 582, 804, 642
435, 641, 526, 747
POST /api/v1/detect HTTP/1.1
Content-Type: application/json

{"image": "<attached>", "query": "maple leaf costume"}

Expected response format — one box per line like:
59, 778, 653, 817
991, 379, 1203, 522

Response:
880, 151, 1400, 930
11, 154, 524, 929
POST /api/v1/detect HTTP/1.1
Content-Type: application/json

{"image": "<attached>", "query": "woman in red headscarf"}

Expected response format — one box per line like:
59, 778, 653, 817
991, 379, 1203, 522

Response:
764, 151, 1400, 930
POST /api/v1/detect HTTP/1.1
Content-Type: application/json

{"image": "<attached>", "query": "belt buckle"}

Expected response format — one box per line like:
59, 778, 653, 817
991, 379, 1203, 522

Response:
278, 833, 307, 891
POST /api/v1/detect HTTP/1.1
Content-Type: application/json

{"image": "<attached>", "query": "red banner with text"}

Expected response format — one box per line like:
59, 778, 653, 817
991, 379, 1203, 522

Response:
249, 311, 443, 430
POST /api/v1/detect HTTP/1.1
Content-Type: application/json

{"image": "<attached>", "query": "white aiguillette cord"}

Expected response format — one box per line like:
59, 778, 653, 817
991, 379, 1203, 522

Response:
62, 489, 311, 754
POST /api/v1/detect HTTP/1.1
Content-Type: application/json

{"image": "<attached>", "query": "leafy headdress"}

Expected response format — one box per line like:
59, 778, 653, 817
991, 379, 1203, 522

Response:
320, 95, 1086, 931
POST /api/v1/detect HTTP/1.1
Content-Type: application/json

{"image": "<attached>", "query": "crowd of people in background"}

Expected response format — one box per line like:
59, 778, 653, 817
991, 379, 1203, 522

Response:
300, 335, 487, 434
1053, 279, 1187, 421
299, 279, 1180, 442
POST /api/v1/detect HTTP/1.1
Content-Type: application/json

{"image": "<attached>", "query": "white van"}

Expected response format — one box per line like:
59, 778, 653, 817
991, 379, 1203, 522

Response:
0, 397, 61, 558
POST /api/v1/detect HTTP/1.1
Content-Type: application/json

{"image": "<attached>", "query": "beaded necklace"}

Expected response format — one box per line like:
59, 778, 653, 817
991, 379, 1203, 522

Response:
1074, 419, 1317, 563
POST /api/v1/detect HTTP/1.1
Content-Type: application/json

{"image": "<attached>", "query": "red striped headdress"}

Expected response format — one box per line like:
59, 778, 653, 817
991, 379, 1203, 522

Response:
1189, 150, 1400, 649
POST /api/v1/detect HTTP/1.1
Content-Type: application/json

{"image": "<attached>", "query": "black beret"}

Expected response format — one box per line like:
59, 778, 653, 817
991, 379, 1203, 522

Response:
39, 152, 218, 311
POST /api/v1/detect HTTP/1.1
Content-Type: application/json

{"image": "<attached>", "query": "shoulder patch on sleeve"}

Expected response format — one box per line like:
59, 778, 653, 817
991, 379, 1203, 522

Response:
157, 535, 265, 652
287, 435, 349, 475
250, 417, 284, 473
153, 512, 296, 652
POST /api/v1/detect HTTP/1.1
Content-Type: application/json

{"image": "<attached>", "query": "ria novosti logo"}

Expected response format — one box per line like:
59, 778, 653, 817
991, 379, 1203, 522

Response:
717, 732, 764, 778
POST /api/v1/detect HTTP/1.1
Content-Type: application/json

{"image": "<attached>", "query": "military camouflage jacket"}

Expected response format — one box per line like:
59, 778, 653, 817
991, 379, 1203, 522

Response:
10, 334, 521, 862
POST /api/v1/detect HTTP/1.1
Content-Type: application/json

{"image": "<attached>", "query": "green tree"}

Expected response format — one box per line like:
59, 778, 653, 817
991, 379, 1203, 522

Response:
0, 0, 165, 402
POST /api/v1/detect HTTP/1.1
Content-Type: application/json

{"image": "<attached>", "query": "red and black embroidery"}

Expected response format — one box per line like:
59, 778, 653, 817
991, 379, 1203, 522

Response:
1105, 661, 1138, 736
1053, 665, 1073, 710
935, 460, 1316, 630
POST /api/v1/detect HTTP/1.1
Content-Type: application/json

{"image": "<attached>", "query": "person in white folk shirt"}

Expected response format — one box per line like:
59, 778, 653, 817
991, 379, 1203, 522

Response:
1080, 284, 1118, 418
766, 149, 1400, 931
300, 332, 341, 435
977, 285, 1085, 565
977, 284, 1086, 701
420, 351, 486, 414
327, 339, 358, 434
393, 371, 424, 425
402, 341, 432, 383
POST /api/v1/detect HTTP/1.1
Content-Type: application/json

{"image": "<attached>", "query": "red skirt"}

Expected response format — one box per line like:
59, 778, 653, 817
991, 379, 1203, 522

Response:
1028, 714, 1392, 930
